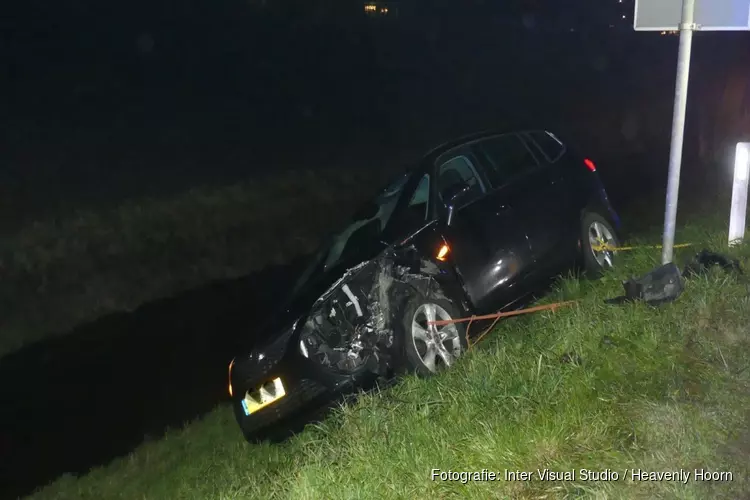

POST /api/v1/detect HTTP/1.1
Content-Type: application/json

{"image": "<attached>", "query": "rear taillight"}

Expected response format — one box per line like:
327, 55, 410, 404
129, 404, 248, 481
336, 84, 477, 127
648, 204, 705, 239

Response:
584, 158, 597, 172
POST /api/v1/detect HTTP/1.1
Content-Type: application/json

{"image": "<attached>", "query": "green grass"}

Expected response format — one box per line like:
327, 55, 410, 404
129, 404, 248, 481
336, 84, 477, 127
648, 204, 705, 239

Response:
0, 166, 402, 357
27, 214, 750, 499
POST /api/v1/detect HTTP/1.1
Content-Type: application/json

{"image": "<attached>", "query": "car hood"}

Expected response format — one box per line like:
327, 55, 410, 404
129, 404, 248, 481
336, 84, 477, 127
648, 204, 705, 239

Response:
245, 249, 385, 353
245, 219, 438, 354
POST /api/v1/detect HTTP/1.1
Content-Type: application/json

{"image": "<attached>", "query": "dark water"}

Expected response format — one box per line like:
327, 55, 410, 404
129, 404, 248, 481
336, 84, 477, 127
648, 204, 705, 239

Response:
0, 255, 309, 500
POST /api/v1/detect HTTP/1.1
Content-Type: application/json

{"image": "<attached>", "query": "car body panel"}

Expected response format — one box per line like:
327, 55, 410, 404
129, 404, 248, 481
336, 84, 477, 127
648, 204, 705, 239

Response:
436, 182, 533, 313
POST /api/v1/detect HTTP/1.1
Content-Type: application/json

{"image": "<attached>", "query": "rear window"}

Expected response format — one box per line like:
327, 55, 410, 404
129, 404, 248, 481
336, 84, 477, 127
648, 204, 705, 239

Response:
527, 130, 566, 163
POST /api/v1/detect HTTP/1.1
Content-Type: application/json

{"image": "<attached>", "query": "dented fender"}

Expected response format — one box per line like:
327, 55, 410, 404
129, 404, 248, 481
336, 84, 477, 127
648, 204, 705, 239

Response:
294, 243, 469, 380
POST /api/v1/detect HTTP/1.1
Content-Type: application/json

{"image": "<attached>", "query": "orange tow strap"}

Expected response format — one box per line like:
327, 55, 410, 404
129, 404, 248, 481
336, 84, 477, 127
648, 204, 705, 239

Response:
428, 300, 578, 348
428, 242, 692, 347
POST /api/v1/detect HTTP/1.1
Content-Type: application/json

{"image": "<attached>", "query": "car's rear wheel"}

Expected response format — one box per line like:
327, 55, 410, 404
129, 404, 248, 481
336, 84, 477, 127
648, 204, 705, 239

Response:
399, 295, 467, 377
581, 211, 619, 275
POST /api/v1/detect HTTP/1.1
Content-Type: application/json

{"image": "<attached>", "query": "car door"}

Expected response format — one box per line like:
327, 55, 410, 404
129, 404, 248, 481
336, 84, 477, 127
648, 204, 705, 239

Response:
522, 130, 579, 228
473, 132, 571, 267
433, 145, 534, 314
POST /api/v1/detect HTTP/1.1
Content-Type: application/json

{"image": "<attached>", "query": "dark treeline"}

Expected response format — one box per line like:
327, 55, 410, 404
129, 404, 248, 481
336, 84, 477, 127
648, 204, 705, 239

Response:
1, 0, 749, 223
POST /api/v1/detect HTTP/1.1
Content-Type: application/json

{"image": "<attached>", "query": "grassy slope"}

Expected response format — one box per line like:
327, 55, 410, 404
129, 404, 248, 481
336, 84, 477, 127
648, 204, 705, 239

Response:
0, 167, 402, 357
28, 215, 750, 499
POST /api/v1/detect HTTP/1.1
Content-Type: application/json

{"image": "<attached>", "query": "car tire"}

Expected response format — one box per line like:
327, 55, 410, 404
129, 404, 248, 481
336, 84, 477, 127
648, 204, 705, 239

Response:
397, 293, 468, 377
580, 211, 620, 276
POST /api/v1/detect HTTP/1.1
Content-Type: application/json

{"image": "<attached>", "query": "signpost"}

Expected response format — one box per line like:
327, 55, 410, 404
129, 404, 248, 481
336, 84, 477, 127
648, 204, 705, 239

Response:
634, 0, 750, 263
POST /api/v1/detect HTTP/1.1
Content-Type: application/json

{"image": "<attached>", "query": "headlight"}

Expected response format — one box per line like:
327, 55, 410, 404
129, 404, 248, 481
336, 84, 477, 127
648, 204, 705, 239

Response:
293, 318, 309, 358
241, 323, 298, 380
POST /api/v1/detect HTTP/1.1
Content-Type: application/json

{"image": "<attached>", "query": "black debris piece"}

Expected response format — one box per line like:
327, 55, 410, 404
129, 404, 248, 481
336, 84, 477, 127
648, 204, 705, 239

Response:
605, 262, 684, 306
683, 249, 743, 277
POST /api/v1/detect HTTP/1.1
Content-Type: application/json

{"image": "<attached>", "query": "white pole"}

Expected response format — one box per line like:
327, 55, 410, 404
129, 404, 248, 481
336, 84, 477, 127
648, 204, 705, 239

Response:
661, 0, 696, 264
729, 142, 750, 246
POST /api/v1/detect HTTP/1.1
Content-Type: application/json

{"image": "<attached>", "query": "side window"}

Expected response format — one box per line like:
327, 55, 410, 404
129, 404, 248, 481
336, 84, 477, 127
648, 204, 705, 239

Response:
437, 155, 485, 206
527, 130, 566, 163
476, 134, 539, 187
407, 174, 430, 221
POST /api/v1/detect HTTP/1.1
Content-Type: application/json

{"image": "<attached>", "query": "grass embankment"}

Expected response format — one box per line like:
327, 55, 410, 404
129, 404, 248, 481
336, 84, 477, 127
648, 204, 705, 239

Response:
0, 167, 401, 357
28, 214, 750, 499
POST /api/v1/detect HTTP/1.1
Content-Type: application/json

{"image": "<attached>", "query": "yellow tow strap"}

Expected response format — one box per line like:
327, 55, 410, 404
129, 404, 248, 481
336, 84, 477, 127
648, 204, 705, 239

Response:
591, 242, 693, 252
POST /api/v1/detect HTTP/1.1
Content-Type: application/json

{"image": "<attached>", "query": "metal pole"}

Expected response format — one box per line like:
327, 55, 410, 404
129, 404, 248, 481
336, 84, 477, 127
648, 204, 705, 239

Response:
661, 0, 696, 264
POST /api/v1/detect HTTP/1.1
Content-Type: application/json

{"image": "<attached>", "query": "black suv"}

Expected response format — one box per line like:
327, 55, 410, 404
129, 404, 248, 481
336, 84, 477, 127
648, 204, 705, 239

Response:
229, 129, 620, 440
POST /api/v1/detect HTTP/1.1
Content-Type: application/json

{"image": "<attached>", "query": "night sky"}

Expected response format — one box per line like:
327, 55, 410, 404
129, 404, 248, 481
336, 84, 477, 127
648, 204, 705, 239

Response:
0, 0, 747, 223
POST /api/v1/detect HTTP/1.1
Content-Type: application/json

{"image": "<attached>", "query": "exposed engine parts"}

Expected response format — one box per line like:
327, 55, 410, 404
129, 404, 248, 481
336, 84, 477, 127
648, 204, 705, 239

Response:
298, 246, 447, 377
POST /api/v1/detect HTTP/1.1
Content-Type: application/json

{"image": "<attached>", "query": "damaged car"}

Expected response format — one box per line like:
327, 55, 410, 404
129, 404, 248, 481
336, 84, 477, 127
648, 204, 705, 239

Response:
228, 129, 621, 440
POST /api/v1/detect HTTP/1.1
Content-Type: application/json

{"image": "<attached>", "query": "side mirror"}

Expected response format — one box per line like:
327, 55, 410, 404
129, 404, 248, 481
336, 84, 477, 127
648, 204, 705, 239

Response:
441, 182, 472, 226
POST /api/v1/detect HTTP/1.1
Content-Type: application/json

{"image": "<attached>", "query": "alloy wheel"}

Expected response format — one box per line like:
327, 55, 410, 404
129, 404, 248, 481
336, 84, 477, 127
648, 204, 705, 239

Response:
589, 221, 617, 268
410, 303, 463, 373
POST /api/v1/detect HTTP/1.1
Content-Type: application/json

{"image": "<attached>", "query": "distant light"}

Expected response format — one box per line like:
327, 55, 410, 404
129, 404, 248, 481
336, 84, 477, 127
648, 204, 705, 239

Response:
584, 158, 597, 172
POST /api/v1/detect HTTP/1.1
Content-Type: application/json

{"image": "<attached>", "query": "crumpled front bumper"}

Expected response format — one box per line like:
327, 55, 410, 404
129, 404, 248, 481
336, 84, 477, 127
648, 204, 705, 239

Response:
229, 323, 365, 428
231, 326, 318, 419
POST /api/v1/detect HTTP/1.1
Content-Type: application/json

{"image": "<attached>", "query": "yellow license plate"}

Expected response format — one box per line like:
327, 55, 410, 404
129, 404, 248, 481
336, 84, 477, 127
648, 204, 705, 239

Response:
241, 377, 286, 415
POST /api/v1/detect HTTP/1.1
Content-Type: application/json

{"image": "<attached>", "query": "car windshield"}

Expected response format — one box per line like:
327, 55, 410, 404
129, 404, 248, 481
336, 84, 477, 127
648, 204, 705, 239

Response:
290, 172, 411, 298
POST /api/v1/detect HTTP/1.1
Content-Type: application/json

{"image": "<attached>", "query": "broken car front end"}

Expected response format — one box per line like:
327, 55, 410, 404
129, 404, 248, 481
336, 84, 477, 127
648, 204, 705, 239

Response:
229, 240, 469, 438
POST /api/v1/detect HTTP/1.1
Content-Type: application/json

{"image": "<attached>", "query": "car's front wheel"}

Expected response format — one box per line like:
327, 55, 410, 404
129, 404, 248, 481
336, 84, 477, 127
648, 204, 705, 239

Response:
398, 294, 468, 377
581, 211, 620, 275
